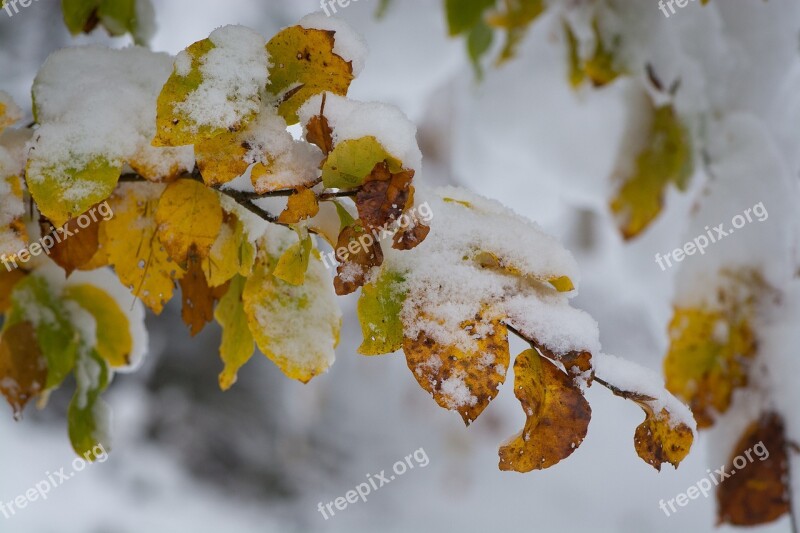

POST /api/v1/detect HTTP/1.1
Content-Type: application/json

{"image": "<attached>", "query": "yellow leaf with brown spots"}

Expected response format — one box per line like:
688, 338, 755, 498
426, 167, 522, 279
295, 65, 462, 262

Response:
499, 348, 591, 471
155, 179, 223, 266
278, 187, 319, 224
0, 321, 48, 417
102, 183, 185, 314
195, 130, 252, 187
717, 413, 790, 526
403, 309, 509, 425
664, 306, 755, 429
266, 26, 355, 124
633, 407, 694, 471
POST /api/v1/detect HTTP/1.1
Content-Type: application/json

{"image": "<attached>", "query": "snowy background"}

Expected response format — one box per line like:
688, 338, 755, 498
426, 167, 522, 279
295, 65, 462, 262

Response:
0, 0, 797, 531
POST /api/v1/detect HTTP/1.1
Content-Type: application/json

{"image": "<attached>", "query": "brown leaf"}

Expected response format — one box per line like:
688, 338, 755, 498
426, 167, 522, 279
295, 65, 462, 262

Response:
499, 348, 591, 472
0, 321, 48, 418
355, 162, 414, 232
41, 214, 101, 276
403, 310, 510, 425
333, 222, 384, 296
278, 187, 320, 224
0, 269, 26, 312
392, 219, 430, 251
306, 93, 334, 155
178, 251, 227, 336
717, 413, 790, 527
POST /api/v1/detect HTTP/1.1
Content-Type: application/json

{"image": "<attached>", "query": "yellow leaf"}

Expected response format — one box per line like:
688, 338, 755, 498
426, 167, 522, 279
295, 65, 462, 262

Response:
664, 306, 755, 429
487, 0, 544, 64
273, 232, 312, 286
215, 275, 254, 390
583, 19, 622, 88
403, 308, 510, 425
242, 229, 341, 383
634, 407, 694, 471
26, 157, 122, 227
195, 129, 254, 187
266, 26, 355, 124
322, 137, 403, 190
63, 284, 133, 368
102, 183, 185, 314
202, 214, 255, 288
357, 270, 405, 355
499, 349, 591, 472
610, 103, 692, 239
155, 179, 223, 265
278, 188, 320, 224
0, 174, 28, 261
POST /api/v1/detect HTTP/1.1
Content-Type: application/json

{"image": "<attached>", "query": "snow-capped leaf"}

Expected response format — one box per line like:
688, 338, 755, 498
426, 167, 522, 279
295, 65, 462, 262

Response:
499, 348, 591, 471
664, 306, 755, 429
357, 270, 405, 355
215, 275, 254, 391
67, 348, 110, 459
155, 179, 223, 265
266, 25, 355, 124
242, 228, 341, 383
404, 308, 510, 425
154, 26, 268, 146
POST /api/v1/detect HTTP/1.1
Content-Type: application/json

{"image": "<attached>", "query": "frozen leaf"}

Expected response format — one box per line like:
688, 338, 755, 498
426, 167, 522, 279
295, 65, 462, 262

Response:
6, 275, 79, 390
323, 137, 404, 190
242, 228, 341, 383
610, 103, 692, 239
26, 157, 122, 228
67, 349, 110, 459
717, 413, 789, 526
357, 270, 405, 355
266, 26, 355, 124
63, 284, 132, 368
664, 307, 755, 429
215, 275, 254, 390
0, 321, 48, 417
334, 222, 384, 296
102, 183, 185, 314
154, 26, 268, 146
278, 187, 320, 224
155, 179, 223, 265
404, 308, 509, 425
499, 348, 591, 471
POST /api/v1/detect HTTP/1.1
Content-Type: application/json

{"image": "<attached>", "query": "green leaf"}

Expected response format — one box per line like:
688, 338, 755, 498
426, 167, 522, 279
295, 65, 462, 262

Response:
67, 348, 111, 459
357, 270, 406, 355
467, 19, 494, 80
6, 276, 79, 390
215, 275, 255, 391
62, 0, 99, 35
333, 200, 356, 230
322, 136, 403, 189
445, 0, 495, 36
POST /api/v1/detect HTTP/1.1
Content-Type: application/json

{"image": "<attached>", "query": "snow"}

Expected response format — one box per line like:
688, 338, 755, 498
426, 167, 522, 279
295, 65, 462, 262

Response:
29, 46, 194, 184
298, 12, 369, 77
173, 25, 269, 133
298, 92, 423, 172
